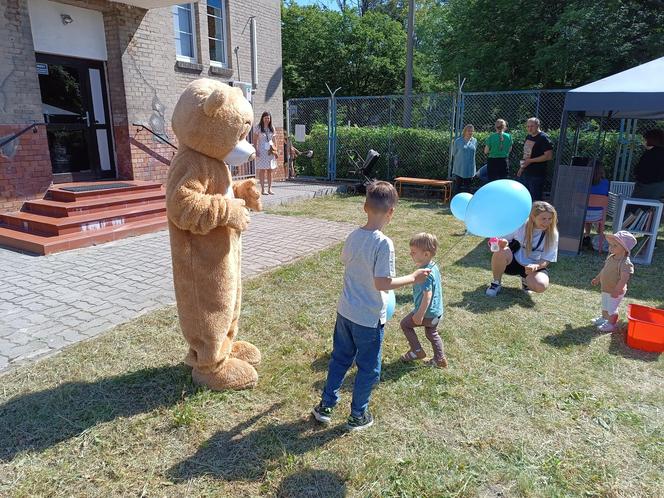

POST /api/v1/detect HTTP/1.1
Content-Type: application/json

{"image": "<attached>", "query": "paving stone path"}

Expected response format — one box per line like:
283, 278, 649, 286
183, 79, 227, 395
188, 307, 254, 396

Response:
0, 184, 353, 373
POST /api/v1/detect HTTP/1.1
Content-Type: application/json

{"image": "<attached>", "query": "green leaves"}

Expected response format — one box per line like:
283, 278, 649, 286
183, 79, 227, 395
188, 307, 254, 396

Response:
283, 0, 664, 96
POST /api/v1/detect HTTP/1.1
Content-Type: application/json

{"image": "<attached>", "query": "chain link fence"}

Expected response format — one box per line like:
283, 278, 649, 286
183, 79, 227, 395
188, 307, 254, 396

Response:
286, 89, 661, 185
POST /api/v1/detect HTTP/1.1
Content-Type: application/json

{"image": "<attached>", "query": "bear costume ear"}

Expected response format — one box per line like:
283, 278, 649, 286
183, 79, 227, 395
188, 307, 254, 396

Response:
203, 87, 227, 117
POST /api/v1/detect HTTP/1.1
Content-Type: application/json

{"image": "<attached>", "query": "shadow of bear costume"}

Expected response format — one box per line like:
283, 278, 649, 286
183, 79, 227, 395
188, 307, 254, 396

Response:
167, 79, 263, 390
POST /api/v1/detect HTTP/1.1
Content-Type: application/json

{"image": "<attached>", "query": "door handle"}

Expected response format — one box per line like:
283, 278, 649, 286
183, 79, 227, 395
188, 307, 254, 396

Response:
84, 111, 91, 127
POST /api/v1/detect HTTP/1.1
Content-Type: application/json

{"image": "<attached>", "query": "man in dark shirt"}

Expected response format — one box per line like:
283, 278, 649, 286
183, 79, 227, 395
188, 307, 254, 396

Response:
518, 117, 553, 201
633, 129, 664, 200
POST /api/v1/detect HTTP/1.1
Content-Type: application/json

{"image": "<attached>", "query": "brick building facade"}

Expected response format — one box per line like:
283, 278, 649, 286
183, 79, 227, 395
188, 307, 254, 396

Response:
0, 0, 284, 212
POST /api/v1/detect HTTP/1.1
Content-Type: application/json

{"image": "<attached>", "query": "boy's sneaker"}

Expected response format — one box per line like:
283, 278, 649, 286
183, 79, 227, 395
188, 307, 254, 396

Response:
345, 411, 374, 431
591, 316, 608, 326
485, 282, 502, 297
311, 402, 334, 424
521, 277, 532, 293
598, 321, 617, 333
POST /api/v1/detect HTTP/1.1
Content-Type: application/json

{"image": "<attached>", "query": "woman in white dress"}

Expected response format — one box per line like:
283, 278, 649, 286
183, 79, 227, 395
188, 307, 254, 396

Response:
253, 111, 278, 194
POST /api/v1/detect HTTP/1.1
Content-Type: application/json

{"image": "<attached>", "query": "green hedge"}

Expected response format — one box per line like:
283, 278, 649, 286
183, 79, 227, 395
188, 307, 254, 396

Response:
293, 124, 624, 181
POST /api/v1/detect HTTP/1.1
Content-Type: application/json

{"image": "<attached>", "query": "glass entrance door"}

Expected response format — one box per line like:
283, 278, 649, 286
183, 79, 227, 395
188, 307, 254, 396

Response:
36, 54, 115, 180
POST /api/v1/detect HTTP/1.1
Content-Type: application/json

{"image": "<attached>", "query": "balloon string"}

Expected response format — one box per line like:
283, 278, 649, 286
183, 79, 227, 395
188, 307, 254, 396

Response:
438, 230, 469, 268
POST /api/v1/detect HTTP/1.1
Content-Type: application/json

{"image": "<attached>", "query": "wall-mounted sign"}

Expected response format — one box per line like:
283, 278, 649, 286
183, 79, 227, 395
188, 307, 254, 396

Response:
295, 124, 306, 142
36, 63, 49, 75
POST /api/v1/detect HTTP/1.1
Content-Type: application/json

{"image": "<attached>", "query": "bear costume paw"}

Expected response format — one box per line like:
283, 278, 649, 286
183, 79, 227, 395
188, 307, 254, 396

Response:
191, 357, 258, 391
230, 340, 262, 366
233, 179, 262, 212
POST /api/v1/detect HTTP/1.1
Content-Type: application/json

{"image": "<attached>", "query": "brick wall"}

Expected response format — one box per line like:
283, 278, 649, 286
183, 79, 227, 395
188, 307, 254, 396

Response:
0, 0, 285, 212
117, 0, 285, 182
0, 0, 52, 210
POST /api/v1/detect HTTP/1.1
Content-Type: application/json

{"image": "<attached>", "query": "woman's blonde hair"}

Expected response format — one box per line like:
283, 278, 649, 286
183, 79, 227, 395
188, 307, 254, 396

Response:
524, 201, 558, 256
462, 124, 475, 136
495, 119, 507, 131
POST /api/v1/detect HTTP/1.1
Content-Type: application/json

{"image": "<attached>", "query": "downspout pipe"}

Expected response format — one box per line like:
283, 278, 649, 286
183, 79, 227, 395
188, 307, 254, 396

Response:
250, 16, 258, 90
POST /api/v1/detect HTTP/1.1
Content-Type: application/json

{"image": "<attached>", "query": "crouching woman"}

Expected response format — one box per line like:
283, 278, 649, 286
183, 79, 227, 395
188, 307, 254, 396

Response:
486, 201, 559, 296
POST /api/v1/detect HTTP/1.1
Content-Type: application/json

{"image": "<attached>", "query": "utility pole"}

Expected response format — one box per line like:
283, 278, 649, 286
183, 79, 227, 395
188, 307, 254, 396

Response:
403, 0, 415, 127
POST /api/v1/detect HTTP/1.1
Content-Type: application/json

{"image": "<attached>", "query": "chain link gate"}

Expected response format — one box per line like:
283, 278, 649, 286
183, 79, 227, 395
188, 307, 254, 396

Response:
453, 90, 568, 179
286, 89, 659, 185
286, 97, 331, 179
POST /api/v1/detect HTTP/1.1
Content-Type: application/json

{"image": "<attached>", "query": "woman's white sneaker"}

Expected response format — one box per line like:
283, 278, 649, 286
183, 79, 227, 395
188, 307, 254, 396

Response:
485, 282, 502, 297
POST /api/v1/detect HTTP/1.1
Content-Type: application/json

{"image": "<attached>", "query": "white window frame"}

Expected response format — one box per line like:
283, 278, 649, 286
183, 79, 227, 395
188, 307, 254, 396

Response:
172, 3, 197, 63
206, 0, 228, 67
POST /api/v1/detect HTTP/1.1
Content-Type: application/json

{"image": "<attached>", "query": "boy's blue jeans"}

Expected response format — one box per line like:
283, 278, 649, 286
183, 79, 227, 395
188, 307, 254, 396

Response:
321, 313, 384, 418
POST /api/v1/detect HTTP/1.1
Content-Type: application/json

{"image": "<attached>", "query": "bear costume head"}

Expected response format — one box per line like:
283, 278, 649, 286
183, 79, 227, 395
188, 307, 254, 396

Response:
172, 78, 255, 165
166, 78, 263, 391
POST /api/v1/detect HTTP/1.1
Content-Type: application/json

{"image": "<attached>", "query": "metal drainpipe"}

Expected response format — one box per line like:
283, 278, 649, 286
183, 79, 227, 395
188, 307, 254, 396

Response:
250, 16, 258, 90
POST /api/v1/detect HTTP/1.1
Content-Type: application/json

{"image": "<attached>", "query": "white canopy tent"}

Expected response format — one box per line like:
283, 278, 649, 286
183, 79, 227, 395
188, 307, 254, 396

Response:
553, 57, 664, 255
563, 57, 664, 119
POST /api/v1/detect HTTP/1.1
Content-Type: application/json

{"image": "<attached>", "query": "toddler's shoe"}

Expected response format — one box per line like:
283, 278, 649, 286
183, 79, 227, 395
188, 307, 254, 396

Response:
400, 349, 426, 362
485, 281, 502, 297
427, 356, 448, 369
591, 316, 608, 326
345, 411, 374, 431
598, 321, 617, 333
311, 402, 334, 424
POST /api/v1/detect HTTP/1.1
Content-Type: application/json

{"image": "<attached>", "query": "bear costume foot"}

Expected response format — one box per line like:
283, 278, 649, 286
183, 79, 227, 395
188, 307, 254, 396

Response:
230, 340, 262, 366
191, 357, 258, 391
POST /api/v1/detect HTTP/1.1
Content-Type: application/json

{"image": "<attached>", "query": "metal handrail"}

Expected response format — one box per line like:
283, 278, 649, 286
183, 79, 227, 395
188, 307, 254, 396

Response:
0, 122, 46, 150
132, 122, 178, 150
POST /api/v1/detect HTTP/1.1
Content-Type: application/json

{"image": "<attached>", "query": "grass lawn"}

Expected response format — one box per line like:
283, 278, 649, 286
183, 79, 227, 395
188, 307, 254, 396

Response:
1, 195, 663, 497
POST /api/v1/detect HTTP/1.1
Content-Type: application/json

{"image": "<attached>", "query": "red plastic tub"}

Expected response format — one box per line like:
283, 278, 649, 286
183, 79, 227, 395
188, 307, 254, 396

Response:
626, 304, 664, 353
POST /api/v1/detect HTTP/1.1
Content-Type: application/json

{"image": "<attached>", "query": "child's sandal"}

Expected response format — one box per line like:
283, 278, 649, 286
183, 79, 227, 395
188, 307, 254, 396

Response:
400, 349, 426, 362
427, 357, 448, 369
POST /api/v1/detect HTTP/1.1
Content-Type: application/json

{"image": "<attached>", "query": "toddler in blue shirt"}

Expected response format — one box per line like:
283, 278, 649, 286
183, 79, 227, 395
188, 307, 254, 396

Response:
400, 232, 447, 368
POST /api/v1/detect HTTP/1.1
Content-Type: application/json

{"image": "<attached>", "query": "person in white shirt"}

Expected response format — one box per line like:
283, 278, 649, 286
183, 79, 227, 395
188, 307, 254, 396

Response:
486, 201, 559, 296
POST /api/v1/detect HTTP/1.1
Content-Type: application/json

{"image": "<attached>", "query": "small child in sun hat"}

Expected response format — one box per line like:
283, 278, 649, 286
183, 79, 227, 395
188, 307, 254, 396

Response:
590, 230, 636, 332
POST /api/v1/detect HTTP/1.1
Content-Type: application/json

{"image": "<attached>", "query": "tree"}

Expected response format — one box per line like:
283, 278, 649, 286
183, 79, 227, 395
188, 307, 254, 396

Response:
282, 3, 407, 99
432, 0, 664, 90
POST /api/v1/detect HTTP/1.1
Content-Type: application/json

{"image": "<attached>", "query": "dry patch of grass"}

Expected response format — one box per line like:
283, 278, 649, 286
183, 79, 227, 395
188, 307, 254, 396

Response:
1, 196, 663, 497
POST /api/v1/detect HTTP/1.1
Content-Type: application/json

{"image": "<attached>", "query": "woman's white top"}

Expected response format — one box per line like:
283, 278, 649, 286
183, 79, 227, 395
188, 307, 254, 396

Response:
505, 224, 559, 266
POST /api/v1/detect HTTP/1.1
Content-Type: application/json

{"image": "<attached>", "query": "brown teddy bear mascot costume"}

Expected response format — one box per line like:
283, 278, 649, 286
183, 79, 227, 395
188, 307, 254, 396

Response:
167, 79, 262, 390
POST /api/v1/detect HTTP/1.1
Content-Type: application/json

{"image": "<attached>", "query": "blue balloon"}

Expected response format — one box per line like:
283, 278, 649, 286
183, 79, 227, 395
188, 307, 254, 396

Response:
477, 164, 488, 180
464, 180, 532, 237
386, 290, 396, 321
450, 192, 473, 221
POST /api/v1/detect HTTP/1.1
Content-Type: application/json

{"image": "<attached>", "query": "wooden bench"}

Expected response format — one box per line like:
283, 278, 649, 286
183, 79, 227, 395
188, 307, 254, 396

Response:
394, 177, 453, 203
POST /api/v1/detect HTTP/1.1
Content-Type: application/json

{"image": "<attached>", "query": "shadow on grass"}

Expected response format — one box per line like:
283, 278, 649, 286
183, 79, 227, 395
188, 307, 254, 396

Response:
310, 352, 420, 393
609, 328, 662, 362
542, 324, 661, 362
168, 403, 344, 483
395, 293, 411, 306
449, 284, 536, 312
275, 468, 347, 498
0, 364, 191, 462
542, 324, 603, 348
451, 231, 664, 304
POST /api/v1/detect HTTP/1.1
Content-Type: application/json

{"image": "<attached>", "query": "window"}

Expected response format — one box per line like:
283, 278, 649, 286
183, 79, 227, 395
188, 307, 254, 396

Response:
207, 0, 227, 66
172, 3, 196, 62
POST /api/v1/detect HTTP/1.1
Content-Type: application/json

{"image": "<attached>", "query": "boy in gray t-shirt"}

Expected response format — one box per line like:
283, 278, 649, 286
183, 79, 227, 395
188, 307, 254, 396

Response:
312, 181, 431, 431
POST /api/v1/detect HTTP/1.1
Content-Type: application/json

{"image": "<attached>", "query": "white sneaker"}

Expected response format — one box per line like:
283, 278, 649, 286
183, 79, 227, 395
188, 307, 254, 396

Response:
591, 316, 608, 326
486, 282, 502, 297
521, 277, 533, 293
598, 321, 616, 333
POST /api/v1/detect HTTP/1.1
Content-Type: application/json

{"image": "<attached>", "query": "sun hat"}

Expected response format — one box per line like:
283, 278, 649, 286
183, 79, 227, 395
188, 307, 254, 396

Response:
606, 230, 637, 253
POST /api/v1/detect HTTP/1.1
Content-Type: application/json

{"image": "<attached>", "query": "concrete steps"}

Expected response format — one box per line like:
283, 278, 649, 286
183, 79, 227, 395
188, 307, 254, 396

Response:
0, 181, 167, 255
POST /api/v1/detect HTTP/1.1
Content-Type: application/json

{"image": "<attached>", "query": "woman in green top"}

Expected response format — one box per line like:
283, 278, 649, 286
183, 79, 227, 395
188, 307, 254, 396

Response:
483, 119, 513, 181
